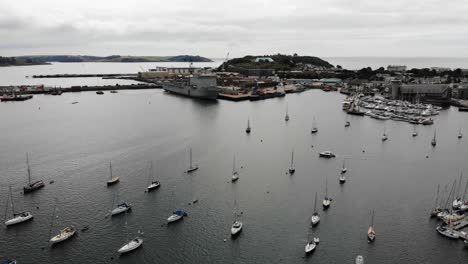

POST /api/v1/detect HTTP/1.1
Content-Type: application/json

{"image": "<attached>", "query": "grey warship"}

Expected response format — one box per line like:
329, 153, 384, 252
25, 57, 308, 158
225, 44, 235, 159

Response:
163, 74, 219, 100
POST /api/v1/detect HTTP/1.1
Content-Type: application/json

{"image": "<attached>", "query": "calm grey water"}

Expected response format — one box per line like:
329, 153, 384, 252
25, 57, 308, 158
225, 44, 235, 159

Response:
1, 87, 468, 263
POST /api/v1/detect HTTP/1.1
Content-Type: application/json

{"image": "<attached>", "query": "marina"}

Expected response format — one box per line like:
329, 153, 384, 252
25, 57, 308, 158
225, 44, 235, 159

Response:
0, 78, 467, 263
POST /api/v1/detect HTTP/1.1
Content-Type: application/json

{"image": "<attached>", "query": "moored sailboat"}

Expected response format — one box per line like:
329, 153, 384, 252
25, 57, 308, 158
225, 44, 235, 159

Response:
49, 203, 75, 244
107, 161, 120, 186
285, 105, 289, 122
232, 155, 239, 182
288, 150, 295, 174
311, 116, 318, 134
186, 148, 199, 173
431, 129, 437, 146
5, 186, 33, 226
381, 127, 388, 141
23, 153, 45, 194
367, 210, 376, 242
311, 192, 320, 226
147, 161, 160, 191
246, 118, 251, 134
117, 211, 143, 254
323, 176, 332, 209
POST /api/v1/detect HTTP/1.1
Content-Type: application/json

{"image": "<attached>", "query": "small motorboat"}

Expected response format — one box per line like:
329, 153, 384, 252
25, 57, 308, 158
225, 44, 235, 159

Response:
231, 220, 243, 236
367, 210, 376, 242
313, 237, 320, 244
412, 132, 418, 137
96, 91, 104, 95
118, 238, 143, 254
111, 203, 131, 216
436, 225, 459, 239
50, 227, 76, 244
71, 101, 79, 104
319, 151, 336, 158
311, 127, 318, 134
147, 181, 160, 191
304, 241, 316, 254
356, 255, 364, 264
345, 121, 350, 127
167, 210, 186, 223
5, 212, 33, 226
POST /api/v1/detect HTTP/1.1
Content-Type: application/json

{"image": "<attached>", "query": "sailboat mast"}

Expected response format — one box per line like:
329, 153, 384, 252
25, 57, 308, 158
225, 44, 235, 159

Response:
463, 177, 468, 201
109, 161, 113, 180
291, 150, 294, 167
247, 119, 250, 129
26, 152, 31, 184
9, 185, 15, 214
232, 155, 236, 174
371, 210, 375, 227
48, 202, 57, 242
457, 172, 463, 199
314, 192, 317, 213
189, 148, 193, 169
325, 176, 328, 198
434, 184, 440, 208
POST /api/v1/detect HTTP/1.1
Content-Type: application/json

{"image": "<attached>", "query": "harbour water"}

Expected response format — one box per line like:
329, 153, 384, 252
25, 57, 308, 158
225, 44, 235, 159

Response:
1, 86, 468, 263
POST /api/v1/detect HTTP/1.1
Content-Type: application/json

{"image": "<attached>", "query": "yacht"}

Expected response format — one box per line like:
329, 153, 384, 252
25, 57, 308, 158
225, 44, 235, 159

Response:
147, 161, 160, 191
107, 161, 120, 186
232, 156, 239, 182
289, 150, 295, 174
436, 225, 459, 239
186, 148, 199, 173
311, 192, 320, 226
50, 227, 76, 244
319, 151, 336, 158
304, 240, 316, 254
167, 210, 186, 223
231, 220, 243, 236
111, 203, 132, 216
5, 186, 33, 226
356, 255, 364, 264
367, 210, 376, 242
323, 176, 331, 209
118, 238, 143, 254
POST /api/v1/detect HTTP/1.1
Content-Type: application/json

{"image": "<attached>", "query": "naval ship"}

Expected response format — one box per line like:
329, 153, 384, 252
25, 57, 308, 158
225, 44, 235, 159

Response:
163, 74, 219, 100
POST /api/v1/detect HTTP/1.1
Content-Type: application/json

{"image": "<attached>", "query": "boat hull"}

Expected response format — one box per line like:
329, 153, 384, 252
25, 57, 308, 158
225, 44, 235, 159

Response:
5, 213, 33, 226
50, 228, 76, 244
111, 205, 131, 216
231, 221, 243, 236
305, 242, 316, 254
107, 177, 120, 186
23, 181, 45, 194
118, 238, 143, 254
147, 182, 160, 191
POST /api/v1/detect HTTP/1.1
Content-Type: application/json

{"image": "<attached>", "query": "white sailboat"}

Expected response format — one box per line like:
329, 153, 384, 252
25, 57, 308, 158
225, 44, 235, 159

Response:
431, 129, 437, 147
186, 148, 199, 173
355, 255, 365, 264
49, 203, 75, 244
311, 116, 318, 134
304, 232, 316, 254
107, 161, 120, 186
231, 155, 239, 182
288, 150, 295, 174
111, 191, 131, 216
230, 193, 243, 236
323, 176, 331, 209
246, 118, 251, 134
5, 186, 33, 226
458, 127, 463, 139
117, 211, 143, 254
311, 192, 320, 226
147, 161, 160, 191
367, 210, 376, 242
167, 191, 186, 223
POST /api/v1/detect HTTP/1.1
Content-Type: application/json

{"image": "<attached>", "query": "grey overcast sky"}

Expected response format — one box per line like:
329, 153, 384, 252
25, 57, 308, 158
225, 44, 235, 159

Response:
1, 0, 467, 58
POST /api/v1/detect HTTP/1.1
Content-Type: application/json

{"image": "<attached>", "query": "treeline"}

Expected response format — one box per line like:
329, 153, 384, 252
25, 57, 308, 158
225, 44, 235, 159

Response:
0, 56, 16, 65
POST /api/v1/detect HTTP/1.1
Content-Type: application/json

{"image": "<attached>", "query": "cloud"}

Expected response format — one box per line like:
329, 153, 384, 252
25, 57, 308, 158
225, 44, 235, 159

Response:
0, 0, 467, 57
